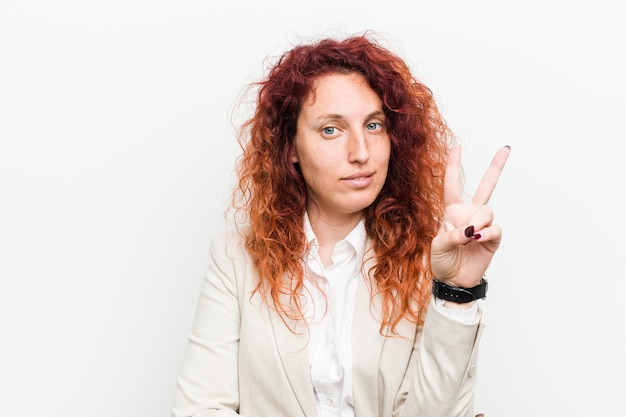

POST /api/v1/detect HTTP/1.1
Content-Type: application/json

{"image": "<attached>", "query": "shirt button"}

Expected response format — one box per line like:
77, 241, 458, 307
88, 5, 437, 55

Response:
468, 365, 477, 377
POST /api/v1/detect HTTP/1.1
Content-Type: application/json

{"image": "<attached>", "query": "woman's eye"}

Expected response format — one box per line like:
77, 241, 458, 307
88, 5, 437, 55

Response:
322, 126, 337, 136
366, 122, 382, 131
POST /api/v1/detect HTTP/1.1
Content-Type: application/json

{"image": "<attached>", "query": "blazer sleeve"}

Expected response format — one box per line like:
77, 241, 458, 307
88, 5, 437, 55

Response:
394, 299, 484, 417
172, 233, 243, 417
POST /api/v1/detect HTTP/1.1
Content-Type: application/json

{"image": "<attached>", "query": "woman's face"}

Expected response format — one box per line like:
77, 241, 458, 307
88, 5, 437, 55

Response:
292, 72, 391, 224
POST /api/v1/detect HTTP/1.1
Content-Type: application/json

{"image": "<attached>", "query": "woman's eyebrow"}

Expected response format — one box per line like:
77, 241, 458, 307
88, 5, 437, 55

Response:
316, 110, 385, 122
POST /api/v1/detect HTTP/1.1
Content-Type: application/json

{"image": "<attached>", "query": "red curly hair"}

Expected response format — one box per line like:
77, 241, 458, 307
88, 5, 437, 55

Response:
232, 33, 454, 333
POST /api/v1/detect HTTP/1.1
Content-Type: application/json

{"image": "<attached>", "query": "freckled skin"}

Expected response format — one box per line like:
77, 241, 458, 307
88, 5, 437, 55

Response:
292, 72, 391, 228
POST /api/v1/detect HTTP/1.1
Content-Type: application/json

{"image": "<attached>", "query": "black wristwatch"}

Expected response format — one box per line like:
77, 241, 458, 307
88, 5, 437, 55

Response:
432, 278, 488, 303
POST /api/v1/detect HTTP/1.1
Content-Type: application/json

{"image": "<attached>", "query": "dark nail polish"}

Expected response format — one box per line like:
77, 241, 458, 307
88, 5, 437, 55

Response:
504, 145, 511, 149
464, 226, 475, 238
472, 233, 482, 240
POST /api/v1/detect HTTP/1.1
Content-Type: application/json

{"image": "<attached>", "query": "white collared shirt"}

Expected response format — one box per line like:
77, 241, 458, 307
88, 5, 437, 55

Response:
302, 214, 479, 417
303, 214, 364, 417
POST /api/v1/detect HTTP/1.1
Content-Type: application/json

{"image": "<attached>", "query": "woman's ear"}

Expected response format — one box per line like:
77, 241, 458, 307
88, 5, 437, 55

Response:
291, 146, 299, 163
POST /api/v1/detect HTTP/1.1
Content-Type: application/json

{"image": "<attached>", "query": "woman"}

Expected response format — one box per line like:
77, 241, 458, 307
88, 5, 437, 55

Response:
172, 33, 510, 417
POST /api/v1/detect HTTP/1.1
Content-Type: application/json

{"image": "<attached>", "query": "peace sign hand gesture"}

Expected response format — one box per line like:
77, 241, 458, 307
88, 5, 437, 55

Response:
430, 145, 511, 290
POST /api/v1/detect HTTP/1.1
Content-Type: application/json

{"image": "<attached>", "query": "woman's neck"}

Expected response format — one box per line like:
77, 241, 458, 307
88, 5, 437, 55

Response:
307, 209, 364, 267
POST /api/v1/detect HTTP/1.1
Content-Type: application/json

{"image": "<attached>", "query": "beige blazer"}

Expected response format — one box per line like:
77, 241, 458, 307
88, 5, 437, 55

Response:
172, 232, 484, 417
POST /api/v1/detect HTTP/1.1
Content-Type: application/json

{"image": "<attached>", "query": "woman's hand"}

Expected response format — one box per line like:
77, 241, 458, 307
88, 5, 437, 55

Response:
430, 145, 511, 289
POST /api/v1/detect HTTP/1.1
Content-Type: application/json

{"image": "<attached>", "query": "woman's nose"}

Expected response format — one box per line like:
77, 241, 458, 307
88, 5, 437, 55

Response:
347, 130, 369, 163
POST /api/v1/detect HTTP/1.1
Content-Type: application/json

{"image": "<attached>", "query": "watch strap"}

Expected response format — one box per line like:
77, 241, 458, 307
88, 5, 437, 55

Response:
432, 278, 488, 303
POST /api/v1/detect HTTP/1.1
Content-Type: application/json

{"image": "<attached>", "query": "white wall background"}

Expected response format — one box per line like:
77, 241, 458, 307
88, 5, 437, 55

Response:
1, 0, 624, 416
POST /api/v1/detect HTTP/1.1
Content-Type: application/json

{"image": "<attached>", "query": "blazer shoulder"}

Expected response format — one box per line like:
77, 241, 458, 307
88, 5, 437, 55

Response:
206, 229, 259, 297
208, 229, 250, 263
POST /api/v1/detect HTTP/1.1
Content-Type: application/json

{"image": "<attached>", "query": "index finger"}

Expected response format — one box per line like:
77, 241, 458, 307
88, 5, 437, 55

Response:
472, 145, 511, 206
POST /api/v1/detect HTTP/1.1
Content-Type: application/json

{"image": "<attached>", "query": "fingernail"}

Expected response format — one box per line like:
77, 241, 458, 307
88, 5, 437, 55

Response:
472, 233, 482, 240
464, 226, 475, 238
504, 145, 511, 149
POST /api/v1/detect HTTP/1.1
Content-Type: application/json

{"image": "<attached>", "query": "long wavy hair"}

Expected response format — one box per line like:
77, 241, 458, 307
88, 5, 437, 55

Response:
232, 33, 454, 333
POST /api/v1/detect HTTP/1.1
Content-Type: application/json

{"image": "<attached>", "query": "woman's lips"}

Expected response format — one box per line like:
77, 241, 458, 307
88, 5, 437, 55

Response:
341, 171, 375, 188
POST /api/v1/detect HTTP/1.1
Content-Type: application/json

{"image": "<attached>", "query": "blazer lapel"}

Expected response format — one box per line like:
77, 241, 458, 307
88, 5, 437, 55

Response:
351, 254, 386, 417
267, 300, 318, 417
350, 250, 419, 417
